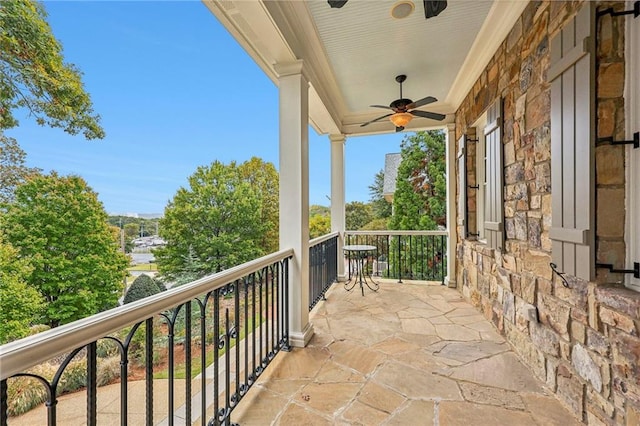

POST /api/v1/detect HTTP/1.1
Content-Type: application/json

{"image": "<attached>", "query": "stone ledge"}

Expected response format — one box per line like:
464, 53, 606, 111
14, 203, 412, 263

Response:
595, 284, 640, 319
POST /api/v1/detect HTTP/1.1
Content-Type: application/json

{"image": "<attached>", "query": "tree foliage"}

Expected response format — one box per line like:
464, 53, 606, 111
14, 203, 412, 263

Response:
389, 130, 446, 230
0, 235, 44, 343
0, 134, 41, 204
368, 169, 392, 220
309, 214, 331, 239
0, 172, 128, 327
346, 201, 374, 230
0, 0, 104, 138
156, 159, 276, 280
123, 274, 164, 304
238, 157, 279, 254
310, 204, 330, 217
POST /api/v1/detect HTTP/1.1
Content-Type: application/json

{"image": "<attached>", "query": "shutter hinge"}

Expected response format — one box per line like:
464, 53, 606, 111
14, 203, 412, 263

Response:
550, 263, 571, 288
597, 1, 639, 18
466, 138, 479, 144
596, 132, 639, 149
468, 185, 479, 190
595, 262, 640, 278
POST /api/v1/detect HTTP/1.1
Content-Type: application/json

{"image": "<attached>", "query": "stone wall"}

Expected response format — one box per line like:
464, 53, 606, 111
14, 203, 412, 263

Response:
453, 1, 640, 424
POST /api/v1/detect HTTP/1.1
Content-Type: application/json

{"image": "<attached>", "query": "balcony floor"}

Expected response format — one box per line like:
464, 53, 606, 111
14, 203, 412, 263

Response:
231, 280, 581, 425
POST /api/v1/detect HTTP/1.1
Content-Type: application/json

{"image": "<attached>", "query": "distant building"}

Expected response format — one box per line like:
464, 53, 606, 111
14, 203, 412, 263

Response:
383, 153, 401, 203
131, 236, 166, 250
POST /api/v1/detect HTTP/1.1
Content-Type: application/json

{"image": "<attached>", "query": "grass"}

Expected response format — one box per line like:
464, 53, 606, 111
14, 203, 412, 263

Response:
128, 263, 158, 272
153, 314, 263, 380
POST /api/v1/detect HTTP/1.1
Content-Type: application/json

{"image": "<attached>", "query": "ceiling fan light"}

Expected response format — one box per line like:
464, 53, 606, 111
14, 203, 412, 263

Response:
390, 112, 413, 127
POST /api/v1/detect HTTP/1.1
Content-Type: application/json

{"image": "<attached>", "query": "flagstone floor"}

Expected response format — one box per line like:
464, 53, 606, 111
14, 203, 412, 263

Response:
230, 280, 582, 425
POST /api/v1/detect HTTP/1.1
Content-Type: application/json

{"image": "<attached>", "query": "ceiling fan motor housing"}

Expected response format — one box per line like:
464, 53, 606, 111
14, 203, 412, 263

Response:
390, 98, 413, 111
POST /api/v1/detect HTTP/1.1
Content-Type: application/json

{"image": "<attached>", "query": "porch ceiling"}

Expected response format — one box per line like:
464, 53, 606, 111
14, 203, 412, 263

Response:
204, 0, 528, 136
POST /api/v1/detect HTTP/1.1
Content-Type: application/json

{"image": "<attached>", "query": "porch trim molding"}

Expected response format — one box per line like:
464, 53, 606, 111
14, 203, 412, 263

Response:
445, 1, 528, 109
288, 322, 314, 348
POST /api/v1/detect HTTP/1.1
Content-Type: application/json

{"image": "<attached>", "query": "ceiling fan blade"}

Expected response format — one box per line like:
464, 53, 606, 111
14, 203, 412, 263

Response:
360, 113, 393, 127
395, 126, 405, 132
407, 96, 437, 109
410, 110, 446, 121
370, 104, 393, 110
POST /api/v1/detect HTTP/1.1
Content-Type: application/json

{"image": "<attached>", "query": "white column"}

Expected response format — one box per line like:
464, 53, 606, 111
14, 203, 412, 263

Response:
445, 124, 458, 288
275, 60, 313, 347
330, 134, 346, 281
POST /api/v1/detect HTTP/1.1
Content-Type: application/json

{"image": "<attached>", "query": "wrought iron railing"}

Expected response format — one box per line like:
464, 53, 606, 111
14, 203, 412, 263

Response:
0, 249, 293, 426
345, 230, 447, 284
308, 232, 339, 310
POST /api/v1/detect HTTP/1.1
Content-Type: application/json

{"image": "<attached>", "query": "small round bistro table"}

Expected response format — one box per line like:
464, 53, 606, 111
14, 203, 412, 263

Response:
343, 244, 379, 296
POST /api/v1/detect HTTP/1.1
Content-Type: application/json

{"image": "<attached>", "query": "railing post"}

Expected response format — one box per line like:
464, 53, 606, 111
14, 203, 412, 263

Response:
87, 342, 97, 426
0, 379, 7, 426
397, 234, 403, 283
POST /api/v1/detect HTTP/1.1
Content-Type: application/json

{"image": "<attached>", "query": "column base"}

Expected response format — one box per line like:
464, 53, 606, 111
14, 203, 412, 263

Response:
337, 274, 347, 283
288, 322, 314, 348
445, 277, 457, 289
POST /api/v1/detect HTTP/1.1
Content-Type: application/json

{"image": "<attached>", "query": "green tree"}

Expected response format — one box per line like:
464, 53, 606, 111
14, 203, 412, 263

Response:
123, 223, 139, 239
309, 214, 331, 239
238, 157, 279, 254
310, 204, 330, 217
361, 218, 389, 230
123, 274, 164, 304
346, 201, 373, 230
369, 169, 392, 220
0, 235, 44, 343
0, 0, 104, 138
156, 160, 267, 280
389, 130, 446, 230
0, 134, 41, 205
0, 172, 129, 327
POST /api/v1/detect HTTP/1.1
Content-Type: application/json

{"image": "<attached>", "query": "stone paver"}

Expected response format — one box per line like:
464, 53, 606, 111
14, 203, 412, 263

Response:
231, 281, 583, 425
11, 281, 582, 425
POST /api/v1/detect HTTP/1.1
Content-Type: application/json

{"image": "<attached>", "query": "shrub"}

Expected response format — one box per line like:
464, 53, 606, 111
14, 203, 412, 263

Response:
155, 279, 166, 293
97, 356, 121, 386
7, 366, 50, 417
58, 358, 87, 393
123, 274, 163, 304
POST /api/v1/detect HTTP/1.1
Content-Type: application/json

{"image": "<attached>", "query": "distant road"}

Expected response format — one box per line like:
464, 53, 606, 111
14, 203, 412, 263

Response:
130, 253, 155, 264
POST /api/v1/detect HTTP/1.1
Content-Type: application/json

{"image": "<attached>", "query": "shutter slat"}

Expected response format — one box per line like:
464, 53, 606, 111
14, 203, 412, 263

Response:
561, 67, 576, 232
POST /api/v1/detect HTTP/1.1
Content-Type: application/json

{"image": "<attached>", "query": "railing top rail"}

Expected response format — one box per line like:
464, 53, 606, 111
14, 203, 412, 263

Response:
309, 231, 340, 246
0, 248, 294, 380
345, 230, 448, 236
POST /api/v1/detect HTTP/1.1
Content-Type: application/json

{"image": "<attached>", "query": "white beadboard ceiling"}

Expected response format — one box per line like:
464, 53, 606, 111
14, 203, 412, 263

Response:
204, 0, 528, 136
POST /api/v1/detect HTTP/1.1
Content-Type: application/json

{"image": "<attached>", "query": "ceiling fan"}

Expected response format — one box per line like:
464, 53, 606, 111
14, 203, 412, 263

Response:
328, 1, 448, 20
360, 74, 446, 132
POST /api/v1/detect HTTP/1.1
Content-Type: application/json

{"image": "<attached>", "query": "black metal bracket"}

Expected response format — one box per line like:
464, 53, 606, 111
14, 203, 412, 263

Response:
550, 262, 571, 288
596, 262, 640, 278
468, 232, 480, 237
468, 185, 479, 190
597, 1, 639, 18
596, 132, 639, 149
466, 138, 479, 143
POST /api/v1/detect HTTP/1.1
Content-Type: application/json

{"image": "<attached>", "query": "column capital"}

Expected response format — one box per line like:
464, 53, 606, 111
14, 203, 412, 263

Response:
447, 123, 456, 132
274, 60, 309, 80
329, 134, 347, 144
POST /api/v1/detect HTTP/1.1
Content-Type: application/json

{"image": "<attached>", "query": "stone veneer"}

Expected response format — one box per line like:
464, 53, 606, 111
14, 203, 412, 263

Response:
453, 1, 640, 424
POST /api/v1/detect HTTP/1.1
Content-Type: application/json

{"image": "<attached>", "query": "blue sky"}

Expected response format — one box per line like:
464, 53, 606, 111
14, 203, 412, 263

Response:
6, 1, 405, 215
